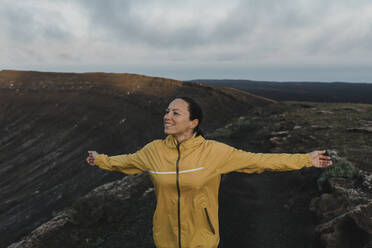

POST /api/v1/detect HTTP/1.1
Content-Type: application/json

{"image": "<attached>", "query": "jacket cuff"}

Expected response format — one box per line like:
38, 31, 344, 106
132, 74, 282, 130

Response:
94, 154, 104, 166
304, 153, 313, 167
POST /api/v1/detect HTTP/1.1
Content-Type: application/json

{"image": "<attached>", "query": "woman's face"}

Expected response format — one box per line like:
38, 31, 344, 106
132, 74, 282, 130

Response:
163, 99, 198, 137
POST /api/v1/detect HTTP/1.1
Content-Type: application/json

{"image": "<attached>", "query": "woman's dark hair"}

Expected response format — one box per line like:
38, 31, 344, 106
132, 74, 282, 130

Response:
176, 96, 204, 137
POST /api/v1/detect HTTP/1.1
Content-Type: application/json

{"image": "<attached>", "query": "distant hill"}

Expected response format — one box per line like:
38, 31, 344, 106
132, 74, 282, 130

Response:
190, 79, 372, 104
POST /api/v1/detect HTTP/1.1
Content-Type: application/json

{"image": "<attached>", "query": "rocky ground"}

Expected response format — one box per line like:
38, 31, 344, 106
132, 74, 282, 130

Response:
310, 152, 372, 248
1, 70, 372, 247
7, 174, 156, 248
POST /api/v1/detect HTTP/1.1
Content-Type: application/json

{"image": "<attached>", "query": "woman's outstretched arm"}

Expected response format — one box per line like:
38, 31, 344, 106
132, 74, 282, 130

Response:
213, 142, 332, 174
85, 141, 157, 174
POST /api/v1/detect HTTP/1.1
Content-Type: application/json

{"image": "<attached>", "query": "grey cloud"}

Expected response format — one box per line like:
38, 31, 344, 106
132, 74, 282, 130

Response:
77, 1, 250, 49
361, 25, 372, 50
213, 0, 372, 61
77, 0, 210, 48
0, 2, 73, 43
0, 5, 35, 42
74, 0, 338, 50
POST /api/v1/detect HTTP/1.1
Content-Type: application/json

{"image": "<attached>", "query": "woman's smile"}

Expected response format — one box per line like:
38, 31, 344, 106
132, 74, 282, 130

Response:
164, 122, 174, 128
164, 124, 175, 131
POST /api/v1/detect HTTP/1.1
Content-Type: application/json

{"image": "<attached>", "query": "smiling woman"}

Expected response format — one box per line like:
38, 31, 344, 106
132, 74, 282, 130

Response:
86, 97, 332, 248
164, 97, 203, 141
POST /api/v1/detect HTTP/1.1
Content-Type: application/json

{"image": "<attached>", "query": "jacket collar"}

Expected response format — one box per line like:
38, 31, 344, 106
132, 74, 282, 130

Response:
164, 133, 205, 149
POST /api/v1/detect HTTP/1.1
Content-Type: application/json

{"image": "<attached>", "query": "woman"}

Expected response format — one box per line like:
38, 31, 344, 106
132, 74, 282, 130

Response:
86, 97, 332, 248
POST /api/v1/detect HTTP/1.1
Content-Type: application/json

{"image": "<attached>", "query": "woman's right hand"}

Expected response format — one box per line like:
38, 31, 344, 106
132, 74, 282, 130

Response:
86, 151, 99, 166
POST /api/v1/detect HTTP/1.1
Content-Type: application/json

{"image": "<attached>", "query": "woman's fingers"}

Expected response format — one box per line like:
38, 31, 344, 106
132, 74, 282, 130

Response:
320, 155, 331, 160
319, 150, 332, 163
319, 160, 332, 167
86, 157, 92, 165
86, 152, 96, 166
88, 151, 98, 159
310, 150, 333, 168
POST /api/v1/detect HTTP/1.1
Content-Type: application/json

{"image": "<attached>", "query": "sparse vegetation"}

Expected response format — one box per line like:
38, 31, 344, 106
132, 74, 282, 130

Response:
317, 155, 358, 190
208, 101, 372, 172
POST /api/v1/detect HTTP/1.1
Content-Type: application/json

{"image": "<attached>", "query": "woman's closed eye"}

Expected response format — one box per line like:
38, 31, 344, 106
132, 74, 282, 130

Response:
165, 109, 179, 116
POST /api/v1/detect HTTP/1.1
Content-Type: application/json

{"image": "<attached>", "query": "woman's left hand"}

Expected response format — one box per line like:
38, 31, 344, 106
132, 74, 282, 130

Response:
309, 150, 333, 168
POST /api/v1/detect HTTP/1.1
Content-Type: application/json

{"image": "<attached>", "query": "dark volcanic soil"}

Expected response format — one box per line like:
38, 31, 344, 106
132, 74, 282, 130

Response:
0, 70, 273, 247
3, 70, 370, 248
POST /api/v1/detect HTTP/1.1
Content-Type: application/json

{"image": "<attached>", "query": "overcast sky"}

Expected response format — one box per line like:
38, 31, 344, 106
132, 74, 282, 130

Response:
1, 0, 372, 82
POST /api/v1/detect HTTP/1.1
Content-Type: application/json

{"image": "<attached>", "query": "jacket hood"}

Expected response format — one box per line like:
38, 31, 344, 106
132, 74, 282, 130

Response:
164, 133, 205, 149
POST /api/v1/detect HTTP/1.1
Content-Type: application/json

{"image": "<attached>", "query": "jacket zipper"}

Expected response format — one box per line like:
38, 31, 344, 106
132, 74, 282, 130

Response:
204, 208, 216, 234
176, 144, 182, 248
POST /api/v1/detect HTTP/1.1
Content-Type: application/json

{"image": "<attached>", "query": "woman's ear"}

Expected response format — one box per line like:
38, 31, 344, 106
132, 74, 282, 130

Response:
191, 119, 199, 129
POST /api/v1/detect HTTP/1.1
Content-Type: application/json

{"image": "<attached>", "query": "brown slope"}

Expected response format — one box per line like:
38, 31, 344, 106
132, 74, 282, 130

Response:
0, 69, 273, 247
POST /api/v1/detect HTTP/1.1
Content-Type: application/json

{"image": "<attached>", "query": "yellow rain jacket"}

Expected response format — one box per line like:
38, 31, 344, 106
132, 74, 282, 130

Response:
94, 134, 312, 248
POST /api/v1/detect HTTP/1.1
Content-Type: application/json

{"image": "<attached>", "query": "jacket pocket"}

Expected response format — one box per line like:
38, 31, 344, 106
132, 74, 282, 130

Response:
204, 208, 216, 235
